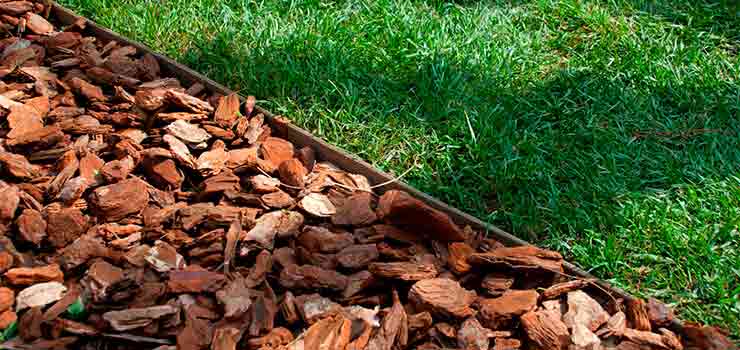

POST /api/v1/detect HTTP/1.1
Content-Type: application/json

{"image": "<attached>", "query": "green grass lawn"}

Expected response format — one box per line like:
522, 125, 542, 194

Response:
59, 0, 740, 337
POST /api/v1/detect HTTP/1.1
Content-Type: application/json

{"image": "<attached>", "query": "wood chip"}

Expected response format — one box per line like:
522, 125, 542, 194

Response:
408, 278, 475, 318
478, 290, 539, 329
521, 310, 570, 350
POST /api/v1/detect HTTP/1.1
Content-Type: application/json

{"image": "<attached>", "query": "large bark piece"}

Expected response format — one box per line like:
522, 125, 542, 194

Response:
469, 246, 564, 272
279, 264, 348, 292
521, 310, 570, 350
408, 278, 475, 318
369, 262, 437, 281
332, 192, 377, 226
90, 178, 149, 222
377, 190, 465, 241
478, 290, 539, 329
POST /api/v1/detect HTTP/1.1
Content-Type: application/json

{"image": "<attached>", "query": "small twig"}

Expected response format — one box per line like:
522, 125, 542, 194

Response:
511, 264, 620, 306
257, 167, 303, 190
370, 161, 418, 189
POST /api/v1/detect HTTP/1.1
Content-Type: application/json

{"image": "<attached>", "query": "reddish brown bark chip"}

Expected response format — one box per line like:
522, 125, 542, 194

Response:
59, 235, 108, 270
626, 298, 652, 332
342, 270, 375, 299
646, 297, 674, 328
7, 105, 43, 140
659, 328, 683, 350
681, 323, 736, 350
166, 89, 214, 114
19, 307, 44, 341
6, 125, 64, 148
5, 264, 63, 286
261, 190, 295, 209
297, 226, 354, 254
0, 1, 33, 16
43, 286, 80, 322
201, 171, 240, 197
167, 268, 226, 293
0, 185, 19, 223
0, 253, 13, 273
365, 290, 408, 350
447, 242, 474, 275
278, 158, 307, 187
521, 310, 569, 350
0, 310, 16, 329
478, 290, 539, 329
280, 291, 300, 325
143, 157, 182, 190
279, 264, 348, 292
457, 317, 491, 350
622, 328, 667, 348
146, 240, 186, 272
70, 77, 107, 101
214, 93, 240, 128
90, 177, 149, 222
100, 158, 135, 183
376, 190, 465, 242
243, 210, 303, 248
166, 120, 211, 145
196, 141, 228, 176
86, 260, 125, 302
493, 338, 521, 350
103, 305, 179, 331
469, 245, 564, 272
246, 327, 293, 350
179, 317, 215, 350
226, 147, 258, 169
336, 244, 379, 270
216, 277, 251, 319
369, 262, 438, 281
138, 53, 160, 81
541, 279, 589, 300
481, 273, 514, 297
296, 146, 316, 172
239, 115, 260, 144
211, 326, 241, 350
0, 288, 14, 312
204, 124, 236, 141
260, 137, 294, 169
58, 177, 90, 205
46, 208, 88, 248
0, 151, 42, 180
303, 315, 352, 350
408, 278, 475, 318
331, 192, 377, 226
248, 295, 278, 337
249, 174, 281, 193
25, 12, 53, 35
246, 250, 273, 288
596, 311, 627, 338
